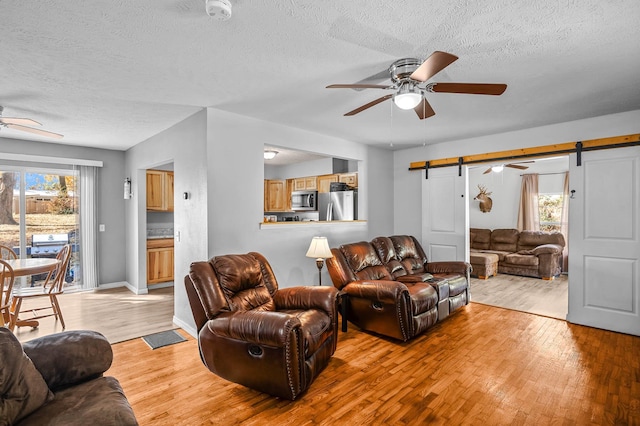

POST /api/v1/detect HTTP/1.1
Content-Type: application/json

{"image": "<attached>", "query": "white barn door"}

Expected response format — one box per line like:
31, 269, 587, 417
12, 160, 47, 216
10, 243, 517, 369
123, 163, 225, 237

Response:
567, 146, 640, 336
421, 167, 469, 262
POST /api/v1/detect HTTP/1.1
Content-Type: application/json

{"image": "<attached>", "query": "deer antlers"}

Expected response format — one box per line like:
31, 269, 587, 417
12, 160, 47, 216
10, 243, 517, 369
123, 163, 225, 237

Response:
477, 184, 492, 196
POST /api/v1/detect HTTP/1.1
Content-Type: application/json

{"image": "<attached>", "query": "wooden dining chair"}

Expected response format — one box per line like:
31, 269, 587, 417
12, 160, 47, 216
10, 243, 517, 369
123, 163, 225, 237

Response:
10, 244, 72, 331
0, 244, 18, 260
1, 259, 15, 328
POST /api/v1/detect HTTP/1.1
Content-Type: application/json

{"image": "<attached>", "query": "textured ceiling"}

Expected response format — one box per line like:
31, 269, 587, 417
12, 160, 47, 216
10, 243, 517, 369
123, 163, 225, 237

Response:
1, 1, 639, 151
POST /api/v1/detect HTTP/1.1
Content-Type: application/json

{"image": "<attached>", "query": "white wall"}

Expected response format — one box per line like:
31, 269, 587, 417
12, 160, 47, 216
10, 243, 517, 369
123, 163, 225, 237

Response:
468, 156, 569, 229
206, 109, 394, 290
265, 157, 334, 180
125, 110, 209, 332
0, 136, 126, 285
394, 110, 640, 239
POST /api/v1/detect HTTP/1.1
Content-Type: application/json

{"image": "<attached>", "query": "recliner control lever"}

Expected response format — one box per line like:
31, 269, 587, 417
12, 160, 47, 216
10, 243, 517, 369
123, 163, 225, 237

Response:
248, 345, 263, 357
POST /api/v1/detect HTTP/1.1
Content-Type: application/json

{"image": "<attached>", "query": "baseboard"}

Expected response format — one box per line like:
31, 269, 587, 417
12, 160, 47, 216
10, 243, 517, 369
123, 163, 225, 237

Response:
173, 316, 197, 338
98, 281, 148, 295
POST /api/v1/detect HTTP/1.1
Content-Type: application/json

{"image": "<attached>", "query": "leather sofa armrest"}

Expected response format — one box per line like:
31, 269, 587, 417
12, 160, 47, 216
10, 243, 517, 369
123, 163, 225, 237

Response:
274, 286, 339, 320
22, 330, 113, 391
532, 244, 563, 255
426, 261, 471, 275
206, 311, 302, 347
342, 280, 408, 303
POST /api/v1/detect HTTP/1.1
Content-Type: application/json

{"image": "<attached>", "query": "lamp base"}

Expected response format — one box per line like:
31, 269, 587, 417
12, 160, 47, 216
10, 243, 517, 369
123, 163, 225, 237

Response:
315, 258, 324, 286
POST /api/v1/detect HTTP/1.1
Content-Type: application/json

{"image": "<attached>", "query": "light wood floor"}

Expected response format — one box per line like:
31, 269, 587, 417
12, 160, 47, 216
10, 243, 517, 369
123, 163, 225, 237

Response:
13, 286, 175, 344
470, 273, 568, 320
108, 303, 640, 426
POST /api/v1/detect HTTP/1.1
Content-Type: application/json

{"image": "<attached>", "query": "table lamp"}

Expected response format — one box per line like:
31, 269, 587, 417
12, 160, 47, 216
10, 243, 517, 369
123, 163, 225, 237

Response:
305, 236, 333, 286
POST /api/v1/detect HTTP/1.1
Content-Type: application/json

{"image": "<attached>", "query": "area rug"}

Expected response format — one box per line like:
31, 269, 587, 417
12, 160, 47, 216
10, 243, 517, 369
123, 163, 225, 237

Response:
142, 330, 187, 350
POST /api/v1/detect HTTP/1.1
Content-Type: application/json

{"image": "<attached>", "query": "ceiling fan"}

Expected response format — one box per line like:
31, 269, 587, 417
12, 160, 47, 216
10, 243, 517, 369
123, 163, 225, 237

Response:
0, 106, 63, 139
327, 51, 507, 119
483, 161, 533, 174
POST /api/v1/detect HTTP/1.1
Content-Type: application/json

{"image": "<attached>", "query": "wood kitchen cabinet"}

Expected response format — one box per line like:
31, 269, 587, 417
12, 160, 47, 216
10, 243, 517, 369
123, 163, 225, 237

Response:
293, 176, 317, 191
338, 172, 358, 188
264, 179, 287, 212
146, 170, 174, 212
317, 174, 339, 193
147, 238, 174, 284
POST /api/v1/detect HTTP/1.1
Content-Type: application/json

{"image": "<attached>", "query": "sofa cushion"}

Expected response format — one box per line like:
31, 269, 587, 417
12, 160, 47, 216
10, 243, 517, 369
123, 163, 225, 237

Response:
22, 330, 114, 391
517, 230, 566, 251
340, 242, 392, 281
16, 377, 138, 426
390, 236, 427, 274
371, 237, 407, 278
490, 229, 519, 252
504, 253, 539, 267
0, 328, 53, 424
470, 228, 491, 250
479, 250, 511, 263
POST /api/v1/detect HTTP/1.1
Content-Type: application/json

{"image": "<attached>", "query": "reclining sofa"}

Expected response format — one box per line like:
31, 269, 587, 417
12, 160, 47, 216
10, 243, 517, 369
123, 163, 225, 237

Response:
470, 228, 565, 280
326, 235, 470, 341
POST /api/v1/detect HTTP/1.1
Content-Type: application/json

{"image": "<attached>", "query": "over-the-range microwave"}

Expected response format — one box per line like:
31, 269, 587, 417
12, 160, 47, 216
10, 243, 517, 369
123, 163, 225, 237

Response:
291, 190, 317, 211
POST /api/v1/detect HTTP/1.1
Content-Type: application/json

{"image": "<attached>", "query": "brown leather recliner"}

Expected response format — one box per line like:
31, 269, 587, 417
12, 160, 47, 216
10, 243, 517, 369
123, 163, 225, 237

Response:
185, 252, 339, 400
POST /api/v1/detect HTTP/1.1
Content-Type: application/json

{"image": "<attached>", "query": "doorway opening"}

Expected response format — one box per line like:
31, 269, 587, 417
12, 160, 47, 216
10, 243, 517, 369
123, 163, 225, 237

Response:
467, 155, 569, 319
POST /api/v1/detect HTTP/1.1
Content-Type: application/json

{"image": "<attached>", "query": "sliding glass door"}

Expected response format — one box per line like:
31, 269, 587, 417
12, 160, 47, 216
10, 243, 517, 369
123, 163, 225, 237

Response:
0, 165, 82, 289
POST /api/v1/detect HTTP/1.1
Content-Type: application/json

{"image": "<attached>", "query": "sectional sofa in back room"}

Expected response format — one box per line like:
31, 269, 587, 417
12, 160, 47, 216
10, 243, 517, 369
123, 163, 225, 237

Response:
469, 228, 565, 280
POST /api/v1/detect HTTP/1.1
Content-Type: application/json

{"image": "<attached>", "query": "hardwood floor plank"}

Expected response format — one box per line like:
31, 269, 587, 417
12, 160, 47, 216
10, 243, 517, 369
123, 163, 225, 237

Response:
108, 304, 640, 425
13, 286, 174, 343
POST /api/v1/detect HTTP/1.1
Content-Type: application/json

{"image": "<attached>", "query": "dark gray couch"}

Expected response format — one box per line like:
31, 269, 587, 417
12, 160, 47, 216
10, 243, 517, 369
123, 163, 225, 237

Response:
0, 328, 138, 426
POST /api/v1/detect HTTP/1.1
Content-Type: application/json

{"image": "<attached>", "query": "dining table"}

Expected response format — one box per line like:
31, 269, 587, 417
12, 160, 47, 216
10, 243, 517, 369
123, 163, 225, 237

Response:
5, 257, 61, 328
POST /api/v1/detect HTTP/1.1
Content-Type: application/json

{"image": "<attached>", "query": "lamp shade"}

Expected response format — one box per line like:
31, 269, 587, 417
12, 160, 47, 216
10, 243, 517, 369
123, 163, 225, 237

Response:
306, 236, 333, 259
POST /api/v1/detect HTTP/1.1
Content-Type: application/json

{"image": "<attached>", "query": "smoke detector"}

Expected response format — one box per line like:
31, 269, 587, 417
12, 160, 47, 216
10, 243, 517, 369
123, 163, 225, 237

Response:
205, 0, 232, 20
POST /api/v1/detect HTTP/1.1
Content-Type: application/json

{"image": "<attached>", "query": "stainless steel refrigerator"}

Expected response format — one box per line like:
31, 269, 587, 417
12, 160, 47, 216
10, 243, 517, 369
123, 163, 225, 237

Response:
318, 190, 357, 221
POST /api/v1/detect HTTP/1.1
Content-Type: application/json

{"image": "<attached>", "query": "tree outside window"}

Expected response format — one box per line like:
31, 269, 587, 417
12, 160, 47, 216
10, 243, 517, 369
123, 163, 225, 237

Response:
538, 193, 563, 232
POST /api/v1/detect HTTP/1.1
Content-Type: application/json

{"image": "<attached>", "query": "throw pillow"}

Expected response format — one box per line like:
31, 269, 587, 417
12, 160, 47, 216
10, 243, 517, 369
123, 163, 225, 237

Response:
0, 328, 53, 425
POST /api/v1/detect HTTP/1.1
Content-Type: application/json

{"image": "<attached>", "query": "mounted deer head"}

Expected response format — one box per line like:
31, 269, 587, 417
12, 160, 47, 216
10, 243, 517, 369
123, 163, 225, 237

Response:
474, 184, 493, 213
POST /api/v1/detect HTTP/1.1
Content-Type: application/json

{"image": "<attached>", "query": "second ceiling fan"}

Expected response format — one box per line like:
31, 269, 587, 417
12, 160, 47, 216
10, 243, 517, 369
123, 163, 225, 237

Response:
327, 51, 507, 119
483, 161, 533, 174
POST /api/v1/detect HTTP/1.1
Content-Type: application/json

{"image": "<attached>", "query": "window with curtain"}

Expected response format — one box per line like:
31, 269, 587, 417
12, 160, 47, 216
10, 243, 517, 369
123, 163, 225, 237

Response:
516, 174, 539, 231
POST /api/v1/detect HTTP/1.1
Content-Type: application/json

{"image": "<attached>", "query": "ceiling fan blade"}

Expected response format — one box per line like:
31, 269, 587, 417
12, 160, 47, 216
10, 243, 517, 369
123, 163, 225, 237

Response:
409, 51, 458, 82
430, 82, 507, 95
483, 168, 493, 174
327, 84, 391, 89
0, 117, 42, 126
6, 123, 63, 139
344, 94, 392, 116
505, 164, 529, 170
414, 98, 435, 120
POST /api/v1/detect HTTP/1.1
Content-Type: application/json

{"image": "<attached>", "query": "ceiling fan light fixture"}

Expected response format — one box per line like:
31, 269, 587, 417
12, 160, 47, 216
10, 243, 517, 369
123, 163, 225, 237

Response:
264, 150, 278, 160
491, 165, 504, 173
205, 0, 232, 20
393, 84, 422, 110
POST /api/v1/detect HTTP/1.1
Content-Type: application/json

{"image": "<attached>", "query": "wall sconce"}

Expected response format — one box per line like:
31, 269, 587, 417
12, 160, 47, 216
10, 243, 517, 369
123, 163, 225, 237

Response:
305, 236, 333, 286
124, 177, 132, 200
